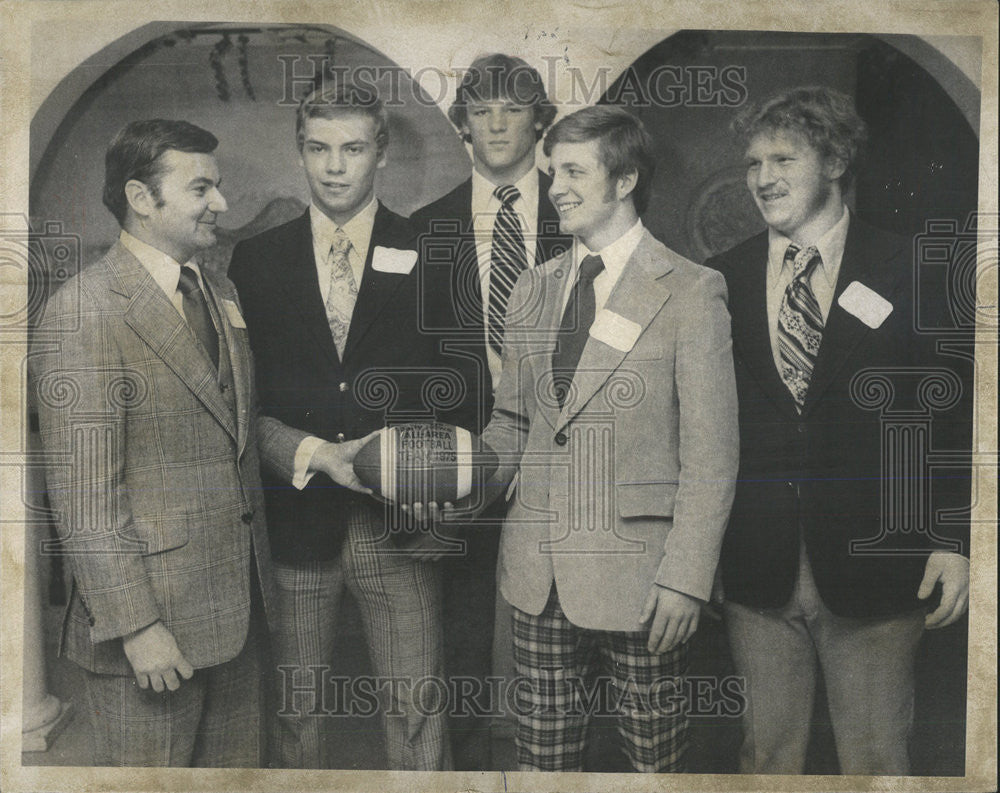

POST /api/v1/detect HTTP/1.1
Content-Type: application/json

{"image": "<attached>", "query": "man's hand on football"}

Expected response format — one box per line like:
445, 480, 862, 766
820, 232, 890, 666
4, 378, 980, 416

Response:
400, 500, 454, 523
309, 431, 379, 494
919, 551, 970, 629
639, 585, 701, 654
122, 620, 194, 692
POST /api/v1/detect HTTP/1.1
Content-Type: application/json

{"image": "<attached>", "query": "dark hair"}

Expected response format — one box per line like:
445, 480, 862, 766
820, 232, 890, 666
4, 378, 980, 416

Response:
448, 53, 556, 142
732, 86, 868, 189
103, 119, 218, 224
296, 81, 388, 154
543, 105, 656, 214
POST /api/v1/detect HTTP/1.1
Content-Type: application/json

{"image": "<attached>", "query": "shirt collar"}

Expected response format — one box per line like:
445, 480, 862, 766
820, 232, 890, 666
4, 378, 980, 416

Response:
310, 197, 379, 263
471, 167, 538, 216
119, 229, 200, 297
767, 206, 850, 289
576, 219, 645, 284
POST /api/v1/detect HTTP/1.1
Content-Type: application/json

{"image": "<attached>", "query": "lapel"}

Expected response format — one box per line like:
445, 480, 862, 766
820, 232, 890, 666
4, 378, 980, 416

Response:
801, 217, 907, 415
551, 231, 673, 433
728, 233, 800, 420
451, 178, 484, 318
342, 203, 415, 362
276, 211, 343, 370
203, 275, 251, 457
110, 243, 238, 441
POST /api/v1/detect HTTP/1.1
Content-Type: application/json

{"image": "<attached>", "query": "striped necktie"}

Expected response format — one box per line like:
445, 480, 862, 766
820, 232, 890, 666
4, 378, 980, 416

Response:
177, 266, 219, 369
488, 184, 528, 355
777, 244, 824, 409
324, 227, 358, 360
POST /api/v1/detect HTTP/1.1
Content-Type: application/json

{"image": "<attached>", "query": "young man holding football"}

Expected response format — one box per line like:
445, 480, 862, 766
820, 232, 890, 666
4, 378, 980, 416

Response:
415, 104, 738, 772
229, 81, 473, 771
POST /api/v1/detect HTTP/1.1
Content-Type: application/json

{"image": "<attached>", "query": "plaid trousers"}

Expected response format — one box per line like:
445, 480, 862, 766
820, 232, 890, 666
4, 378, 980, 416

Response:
81, 613, 265, 767
270, 504, 449, 770
511, 585, 689, 772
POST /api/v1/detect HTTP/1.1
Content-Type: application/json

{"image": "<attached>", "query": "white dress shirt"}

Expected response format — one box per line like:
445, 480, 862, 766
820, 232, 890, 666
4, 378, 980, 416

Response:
471, 168, 540, 387
119, 229, 209, 320
765, 207, 850, 374
293, 198, 380, 488
560, 219, 645, 318
310, 197, 378, 303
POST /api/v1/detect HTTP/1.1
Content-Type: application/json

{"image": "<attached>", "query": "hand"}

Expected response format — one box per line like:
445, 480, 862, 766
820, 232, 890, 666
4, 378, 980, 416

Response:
400, 500, 455, 524
121, 621, 194, 692
639, 585, 701, 654
309, 431, 379, 494
918, 551, 970, 629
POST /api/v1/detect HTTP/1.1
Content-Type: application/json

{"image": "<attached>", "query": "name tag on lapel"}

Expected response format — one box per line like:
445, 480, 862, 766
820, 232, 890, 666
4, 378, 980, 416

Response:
372, 246, 417, 275
837, 281, 893, 329
222, 299, 247, 328
589, 309, 642, 352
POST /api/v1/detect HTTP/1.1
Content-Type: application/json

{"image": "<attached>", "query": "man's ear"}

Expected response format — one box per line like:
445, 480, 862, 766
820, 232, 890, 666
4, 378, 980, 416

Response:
616, 169, 639, 202
124, 179, 153, 218
824, 155, 848, 183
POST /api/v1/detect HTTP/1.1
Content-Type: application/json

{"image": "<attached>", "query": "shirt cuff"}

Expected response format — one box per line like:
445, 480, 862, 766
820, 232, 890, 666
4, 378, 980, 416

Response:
292, 435, 325, 489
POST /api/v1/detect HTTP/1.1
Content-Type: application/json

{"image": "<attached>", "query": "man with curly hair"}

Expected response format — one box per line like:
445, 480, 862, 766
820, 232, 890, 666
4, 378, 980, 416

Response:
705, 86, 971, 774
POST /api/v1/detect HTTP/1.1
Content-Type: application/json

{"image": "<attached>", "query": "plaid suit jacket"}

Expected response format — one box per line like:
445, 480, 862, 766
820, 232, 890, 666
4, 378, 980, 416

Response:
31, 241, 276, 675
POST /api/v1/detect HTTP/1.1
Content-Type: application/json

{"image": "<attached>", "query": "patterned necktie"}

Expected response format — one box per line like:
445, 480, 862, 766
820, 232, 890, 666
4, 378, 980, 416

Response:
552, 254, 605, 408
177, 266, 219, 369
777, 244, 824, 409
324, 227, 358, 359
488, 184, 528, 355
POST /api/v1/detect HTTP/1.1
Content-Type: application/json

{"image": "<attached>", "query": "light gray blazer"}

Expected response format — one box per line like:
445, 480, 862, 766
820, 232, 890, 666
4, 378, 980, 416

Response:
483, 229, 739, 631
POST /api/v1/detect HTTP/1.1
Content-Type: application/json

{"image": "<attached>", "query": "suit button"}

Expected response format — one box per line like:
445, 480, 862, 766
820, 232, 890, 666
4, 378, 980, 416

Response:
786, 481, 795, 489
797, 423, 806, 435
554, 431, 567, 446
339, 381, 349, 392
336, 432, 346, 442
241, 510, 255, 524
88, 617, 95, 626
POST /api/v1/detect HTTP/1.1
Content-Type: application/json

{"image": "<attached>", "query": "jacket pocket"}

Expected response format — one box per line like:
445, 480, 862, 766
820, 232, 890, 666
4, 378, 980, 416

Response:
616, 482, 678, 518
125, 516, 190, 555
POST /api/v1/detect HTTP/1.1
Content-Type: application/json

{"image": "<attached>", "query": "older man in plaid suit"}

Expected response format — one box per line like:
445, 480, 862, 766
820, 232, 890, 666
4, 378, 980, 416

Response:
30, 119, 368, 767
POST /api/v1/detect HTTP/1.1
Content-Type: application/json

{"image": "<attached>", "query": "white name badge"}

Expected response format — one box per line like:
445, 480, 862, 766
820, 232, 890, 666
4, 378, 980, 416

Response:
372, 246, 417, 274
589, 308, 642, 352
222, 299, 247, 328
837, 281, 893, 329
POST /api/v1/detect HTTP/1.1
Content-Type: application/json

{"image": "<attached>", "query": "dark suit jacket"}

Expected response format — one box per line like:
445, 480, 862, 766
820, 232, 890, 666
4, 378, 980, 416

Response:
411, 170, 572, 430
706, 217, 972, 619
32, 242, 275, 675
229, 203, 477, 562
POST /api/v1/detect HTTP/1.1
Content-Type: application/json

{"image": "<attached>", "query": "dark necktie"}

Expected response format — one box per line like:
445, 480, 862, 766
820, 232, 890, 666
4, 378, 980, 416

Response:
488, 184, 528, 355
552, 254, 605, 408
777, 244, 824, 409
177, 265, 219, 369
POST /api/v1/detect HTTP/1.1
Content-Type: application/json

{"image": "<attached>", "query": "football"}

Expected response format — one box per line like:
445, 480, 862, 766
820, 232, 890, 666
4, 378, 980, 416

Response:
353, 422, 499, 504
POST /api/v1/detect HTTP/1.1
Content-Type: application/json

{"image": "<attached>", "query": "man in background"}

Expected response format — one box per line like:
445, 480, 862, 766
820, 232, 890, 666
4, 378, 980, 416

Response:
410, 53, 570, 769
706, 86, 971, 774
